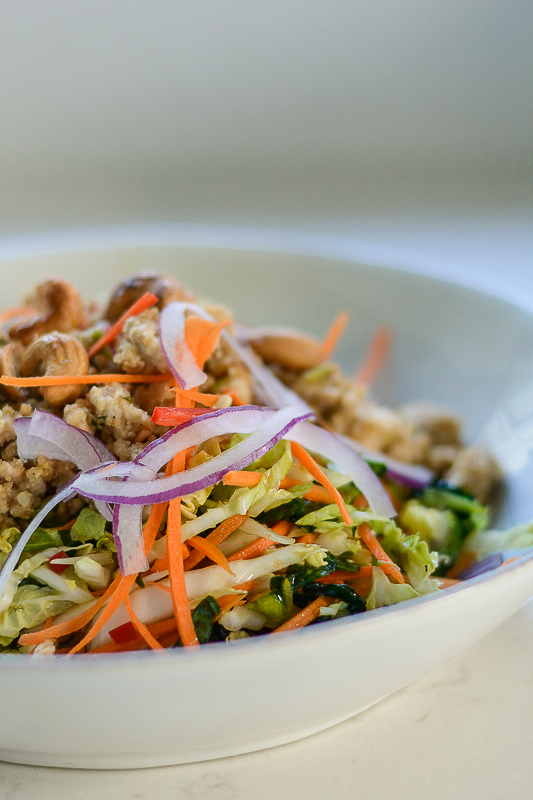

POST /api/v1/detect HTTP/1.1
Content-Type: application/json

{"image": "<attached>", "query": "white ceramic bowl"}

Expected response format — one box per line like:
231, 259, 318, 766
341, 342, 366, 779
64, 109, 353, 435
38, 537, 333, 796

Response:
0, 226, 532, 769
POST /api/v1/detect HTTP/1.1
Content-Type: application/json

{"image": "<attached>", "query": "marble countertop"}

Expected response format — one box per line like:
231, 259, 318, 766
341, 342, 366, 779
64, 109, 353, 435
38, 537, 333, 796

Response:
0, 600, 532, 799
0, 184, 531, 799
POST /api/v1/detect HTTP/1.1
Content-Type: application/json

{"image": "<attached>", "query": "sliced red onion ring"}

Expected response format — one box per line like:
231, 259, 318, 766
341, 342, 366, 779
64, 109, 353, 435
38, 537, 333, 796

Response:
73, 406, 394, 518
22, 409, 114, 467
15, 410, 115, 521
112, 462, 157, 575
222, 331, 313, 417
337, 433, 434, 490
159, 301, 212, 390
0, 480, 76, 602
73, 406, 312, 504
113, 503, 148, 575
289, 421, 396, 518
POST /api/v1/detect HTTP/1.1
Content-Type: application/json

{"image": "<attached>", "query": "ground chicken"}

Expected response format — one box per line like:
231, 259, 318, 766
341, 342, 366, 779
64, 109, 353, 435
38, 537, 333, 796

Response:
113, 308, 168, 375
65, 383, 158, 461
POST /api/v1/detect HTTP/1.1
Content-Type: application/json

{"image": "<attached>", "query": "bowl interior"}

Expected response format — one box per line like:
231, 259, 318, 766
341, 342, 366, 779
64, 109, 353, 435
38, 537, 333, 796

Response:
1, 237, 531, 529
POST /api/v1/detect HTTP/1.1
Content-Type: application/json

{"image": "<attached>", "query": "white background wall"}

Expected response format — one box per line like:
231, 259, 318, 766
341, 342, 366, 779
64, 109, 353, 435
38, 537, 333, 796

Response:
0, 1, 530, 285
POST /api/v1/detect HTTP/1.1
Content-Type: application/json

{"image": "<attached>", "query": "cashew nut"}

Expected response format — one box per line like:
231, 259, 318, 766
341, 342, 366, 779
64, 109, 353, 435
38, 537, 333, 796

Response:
20, 333, 90, 407
0, 342, 25, 402
9, 279, 88, 344
248, 329, 325, 371
104, 272, 196, 323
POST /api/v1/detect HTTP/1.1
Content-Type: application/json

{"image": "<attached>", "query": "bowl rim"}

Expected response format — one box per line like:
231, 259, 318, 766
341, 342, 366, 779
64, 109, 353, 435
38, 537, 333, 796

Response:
0, 222, 532, 669
0, 222, 531, 315
1, 547, 532, 671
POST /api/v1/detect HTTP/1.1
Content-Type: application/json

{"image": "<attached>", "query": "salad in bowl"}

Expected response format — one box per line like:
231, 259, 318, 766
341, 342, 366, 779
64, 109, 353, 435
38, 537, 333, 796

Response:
0, 270, 518, 657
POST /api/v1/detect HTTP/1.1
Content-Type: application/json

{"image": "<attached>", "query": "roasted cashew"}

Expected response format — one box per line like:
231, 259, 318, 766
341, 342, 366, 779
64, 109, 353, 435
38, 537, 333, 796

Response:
104, 272, 196, 323
20, 333, 90, 407
0, 342, 25, 402
9, 279, 88, 344
248, 330, 325, 371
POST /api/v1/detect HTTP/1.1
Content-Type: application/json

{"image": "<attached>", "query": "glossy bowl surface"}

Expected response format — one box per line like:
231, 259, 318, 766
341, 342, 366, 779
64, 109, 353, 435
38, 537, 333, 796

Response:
0, 226, 532, 769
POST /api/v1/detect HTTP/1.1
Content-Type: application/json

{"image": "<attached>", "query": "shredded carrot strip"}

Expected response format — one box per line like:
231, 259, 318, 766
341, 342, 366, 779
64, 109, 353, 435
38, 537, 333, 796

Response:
353, 494, 368, 510
357, 522, 404, 584
0, 373, 173, 388
222, 470, 263, 488
0, 305, 37, 324
436, 577, 462, 589
88, 292, 159, 359
315, 566, 374, 583
167, 470, 199, 646
67, 501, 168, 654
187, 535, 233, 573
270, 520, 293, 536
500, 556, 522, 568
173, 387, 222, 406
151, 583, 172, 595
296, 533, 316, 545
184, 316, 231, 369
321, 311, 349, 359
222, 469, 336, 505
290, 441, 352, 526
445, 551, 475, 579
224, 390, 245, 406
183, 513, 247, 571
273, 596, 333, 633
215, 593, 247, 616
124, 594, 165, 651
227, 537, 275, 562
353, 326, 392, 386
152, 406, 214, 426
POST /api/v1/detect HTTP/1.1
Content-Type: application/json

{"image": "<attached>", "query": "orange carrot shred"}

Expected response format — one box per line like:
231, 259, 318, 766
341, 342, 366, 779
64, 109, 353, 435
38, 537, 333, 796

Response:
315, 566, 373, 583
124, 594, 165, 651
270, 520, 293, 536
296, 533, 316, 545
272, 596, 333, 633
290, 441, 353, 526
0, 373, 173, 388
184, 316, 231, 369
152, 406, 214, 426
183, 513, 247, 571
321, 311, 349, 359
0, 305, 37, 324
222, 469, 336, 505
88, 291, 159, 358
445, 551, 475, 579
357, 522, 404, 584
187, 535, 233, 573
353, 326, 392, 387
227, 537, 274, 562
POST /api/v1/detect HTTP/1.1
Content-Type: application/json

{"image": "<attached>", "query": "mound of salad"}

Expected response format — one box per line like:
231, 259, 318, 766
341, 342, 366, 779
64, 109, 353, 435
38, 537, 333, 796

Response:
0, 271, 526, 655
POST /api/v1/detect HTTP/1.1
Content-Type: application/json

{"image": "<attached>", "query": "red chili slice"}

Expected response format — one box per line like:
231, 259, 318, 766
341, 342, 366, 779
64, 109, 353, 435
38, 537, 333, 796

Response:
48, 551, 70, 575
109, 621, 138, 645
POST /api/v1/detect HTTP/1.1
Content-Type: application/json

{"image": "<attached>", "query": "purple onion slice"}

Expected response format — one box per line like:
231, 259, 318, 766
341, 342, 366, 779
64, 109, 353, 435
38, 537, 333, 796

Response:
73, 406, 312, 504
289, 421, 396, 518
159, 301, 212, 390
15, 410, 115, 521
0, 480, 77, 602
337, 434, 434, 491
